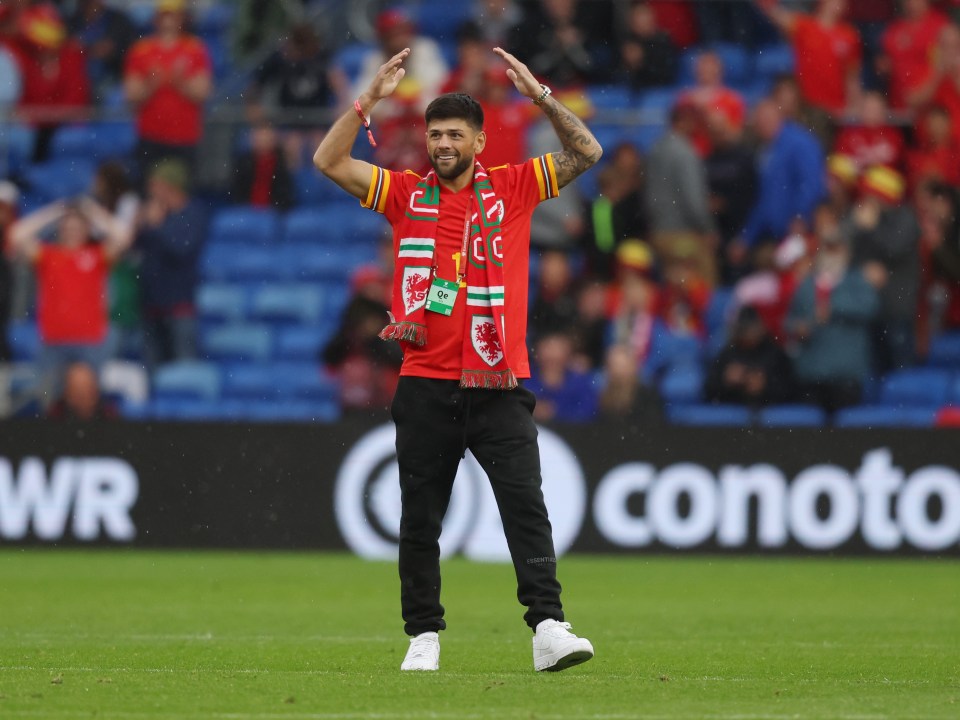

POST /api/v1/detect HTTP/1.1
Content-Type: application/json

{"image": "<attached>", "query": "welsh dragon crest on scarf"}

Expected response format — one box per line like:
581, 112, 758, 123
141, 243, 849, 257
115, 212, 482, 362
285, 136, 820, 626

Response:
379, 162, 517, 390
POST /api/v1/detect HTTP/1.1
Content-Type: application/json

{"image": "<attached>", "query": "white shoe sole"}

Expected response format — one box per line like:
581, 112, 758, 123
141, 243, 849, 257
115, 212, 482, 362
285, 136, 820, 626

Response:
534, 643, 595, 672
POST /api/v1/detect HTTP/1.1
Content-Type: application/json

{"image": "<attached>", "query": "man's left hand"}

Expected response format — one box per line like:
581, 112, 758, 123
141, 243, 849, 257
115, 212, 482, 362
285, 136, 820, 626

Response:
493, 47, 542, 100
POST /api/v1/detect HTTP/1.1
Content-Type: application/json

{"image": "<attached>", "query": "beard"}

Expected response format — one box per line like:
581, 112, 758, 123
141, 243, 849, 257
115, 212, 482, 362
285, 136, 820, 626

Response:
430, 152, 474, 180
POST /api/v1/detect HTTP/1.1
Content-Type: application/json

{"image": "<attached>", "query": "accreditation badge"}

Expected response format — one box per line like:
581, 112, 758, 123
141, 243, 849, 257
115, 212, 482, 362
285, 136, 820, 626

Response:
425, 277, 459, 316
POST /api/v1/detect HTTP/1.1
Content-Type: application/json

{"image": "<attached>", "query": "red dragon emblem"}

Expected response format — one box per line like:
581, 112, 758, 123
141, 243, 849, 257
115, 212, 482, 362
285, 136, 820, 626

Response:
403, 270, 430, 313
472, 318, 503, 366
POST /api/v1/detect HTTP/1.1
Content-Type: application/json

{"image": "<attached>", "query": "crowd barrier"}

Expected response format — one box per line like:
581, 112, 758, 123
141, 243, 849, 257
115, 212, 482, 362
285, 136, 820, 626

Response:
1, 420, 958, 556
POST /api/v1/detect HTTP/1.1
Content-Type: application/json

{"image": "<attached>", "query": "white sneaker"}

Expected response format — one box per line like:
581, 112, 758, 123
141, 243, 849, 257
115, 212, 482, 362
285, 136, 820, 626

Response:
533, 619, 594, 672
400, 631, 440, 671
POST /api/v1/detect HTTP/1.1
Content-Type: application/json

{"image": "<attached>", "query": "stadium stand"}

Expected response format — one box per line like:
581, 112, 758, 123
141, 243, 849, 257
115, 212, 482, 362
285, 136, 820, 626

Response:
3, 0, 960, 427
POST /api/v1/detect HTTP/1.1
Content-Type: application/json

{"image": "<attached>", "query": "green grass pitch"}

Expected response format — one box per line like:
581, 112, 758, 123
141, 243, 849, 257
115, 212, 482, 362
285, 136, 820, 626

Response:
0, 551, 957, 719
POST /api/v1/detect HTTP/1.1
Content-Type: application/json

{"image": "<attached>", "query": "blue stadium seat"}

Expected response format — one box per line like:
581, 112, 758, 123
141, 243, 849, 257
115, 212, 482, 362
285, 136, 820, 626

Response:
208, 207, 281, 247
706, 288, 734, 337
879, 368, 953, 407
834, 405, 938, 428
588, 84, 636, 110
284, 205, 387, 246
295, 165, 352, 206
22, 159, 96, 203
646, 328, 704, 378
659, 363, 704, 405
280, 364, 339, 402
249, 283, 324, 325
152, 360, 221, 401
668, 404, 753, 427
201, 324, 273, 362
202, 245, 292, 282
50, 122, 136, 162
7, 320, 40, 361
222, 363, 282, 400
244, 399, 340, 423
334, 43, 374, 84
754, 43, 795, 79
275, 325, 335, 361
2, 123, 35, 176
196, 283, 247, 323
295, 245, 370, 281
758, 404, 827, 428
927, 331, 960, 369
412, 0, 472, 44
637, 88, 680, 115
150, 397, 224, 421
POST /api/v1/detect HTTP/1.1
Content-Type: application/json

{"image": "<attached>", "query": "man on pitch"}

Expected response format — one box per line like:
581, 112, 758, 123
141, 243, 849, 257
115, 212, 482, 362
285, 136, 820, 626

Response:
314, 47, 602, 672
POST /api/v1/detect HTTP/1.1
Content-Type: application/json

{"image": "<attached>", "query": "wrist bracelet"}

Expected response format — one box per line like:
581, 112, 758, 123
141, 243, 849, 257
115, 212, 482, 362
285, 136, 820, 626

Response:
354, 99, 377, 147
533, 84, 552, 106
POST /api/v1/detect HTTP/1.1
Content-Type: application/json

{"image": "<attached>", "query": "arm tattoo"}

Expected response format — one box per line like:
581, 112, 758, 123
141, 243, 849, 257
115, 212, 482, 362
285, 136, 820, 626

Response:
541, 96, 603, 188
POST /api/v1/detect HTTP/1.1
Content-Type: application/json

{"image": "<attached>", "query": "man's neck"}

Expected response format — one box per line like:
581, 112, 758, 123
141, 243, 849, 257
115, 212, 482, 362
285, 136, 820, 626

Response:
437, 167, 475, 193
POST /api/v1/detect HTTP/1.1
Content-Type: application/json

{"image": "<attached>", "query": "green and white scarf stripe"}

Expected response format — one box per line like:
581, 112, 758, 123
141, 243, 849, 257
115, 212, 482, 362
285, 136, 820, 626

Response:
466, 285, 505, 307
398, 237, 436, 258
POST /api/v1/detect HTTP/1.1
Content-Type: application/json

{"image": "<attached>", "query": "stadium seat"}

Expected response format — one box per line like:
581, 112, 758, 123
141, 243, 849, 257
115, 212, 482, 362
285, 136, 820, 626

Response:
201, 324, 273, 362
879, 368, 953, 407
927, 331, 960, 369
834, 405, 937, 428
705, 288, 734, 338
208, 207, 281, 247
50, 122, 136, 162
150, 397, 224, 421
244, 399, 340, 423
295, 245, 371, 281
659, 362, 704, 405
668, 404, 753, 427
284, 205, 387, 246
275, 325, 335, 361
152, 360, 221, 401
637, 88, 680, 116
588, 84, 636, 110
758, 404, 827, 428
280, 364, 339, 402
202, 245, 292, 282
249, 284, 324, 325
222, 363, 282, 400
334, 43, 374, 84
2, 122, 35, 175
22, 158, 96, 203
411, 0, 472, 43
754, 43, 795, 79
7, 320, 40, 362
196, 283, 247, 323
294, 165, 351, 206
646, 328, 703, 378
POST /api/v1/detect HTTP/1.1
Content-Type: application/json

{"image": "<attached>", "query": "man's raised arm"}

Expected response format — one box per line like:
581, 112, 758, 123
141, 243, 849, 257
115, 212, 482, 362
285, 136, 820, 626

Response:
493, 47, 602, 189
313, 48, 411, 200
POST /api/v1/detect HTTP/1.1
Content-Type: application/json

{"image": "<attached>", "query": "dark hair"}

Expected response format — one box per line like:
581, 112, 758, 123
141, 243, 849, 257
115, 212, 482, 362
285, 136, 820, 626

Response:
425, 93, 484, 131
95, 160, 131, 211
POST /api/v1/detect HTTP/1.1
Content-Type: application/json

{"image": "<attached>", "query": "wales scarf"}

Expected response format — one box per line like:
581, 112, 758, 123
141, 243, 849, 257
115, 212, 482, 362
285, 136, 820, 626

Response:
379, 162, 517, 390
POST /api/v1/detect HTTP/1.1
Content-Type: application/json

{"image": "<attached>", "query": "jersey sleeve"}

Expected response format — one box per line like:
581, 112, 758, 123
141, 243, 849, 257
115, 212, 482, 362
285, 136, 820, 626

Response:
490, 154, 560, 214
360, 165, 420, 224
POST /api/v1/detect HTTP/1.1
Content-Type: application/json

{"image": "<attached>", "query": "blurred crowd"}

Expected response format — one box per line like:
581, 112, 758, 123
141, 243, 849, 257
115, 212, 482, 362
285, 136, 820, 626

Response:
2, 0, 960, 425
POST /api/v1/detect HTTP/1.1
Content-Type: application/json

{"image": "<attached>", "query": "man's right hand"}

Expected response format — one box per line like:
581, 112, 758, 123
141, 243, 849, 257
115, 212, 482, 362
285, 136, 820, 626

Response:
360, 48, 410, 112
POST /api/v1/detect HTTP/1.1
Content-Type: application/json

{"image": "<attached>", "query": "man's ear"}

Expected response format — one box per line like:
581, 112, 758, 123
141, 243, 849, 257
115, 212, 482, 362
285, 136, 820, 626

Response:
475, 130, 487, 155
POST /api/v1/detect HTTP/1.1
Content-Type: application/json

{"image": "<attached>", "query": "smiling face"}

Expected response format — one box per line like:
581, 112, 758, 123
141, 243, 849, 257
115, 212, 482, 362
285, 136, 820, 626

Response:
425, 118, 486, 183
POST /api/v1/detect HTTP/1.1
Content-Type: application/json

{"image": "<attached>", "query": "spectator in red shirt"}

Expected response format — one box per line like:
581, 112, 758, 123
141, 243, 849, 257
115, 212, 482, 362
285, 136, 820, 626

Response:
907, 104, 960, 188
879, 0, 950, 110
123, 0, 212, 178
15, 3, 90, 162
760, 0, 862, 116
442, 22, 531, 167
0, 181, 18, 363
679, 49, 746, 156
648, 0, 699, 49
834, 90, 905, 172
908, 23, 960, 141
8, 198, 131, 403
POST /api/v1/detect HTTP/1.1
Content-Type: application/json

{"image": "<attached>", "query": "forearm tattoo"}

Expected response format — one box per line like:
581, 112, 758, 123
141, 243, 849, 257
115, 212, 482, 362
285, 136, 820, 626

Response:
541, 97, 603, 188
